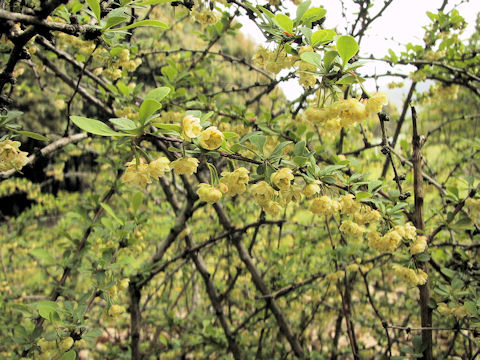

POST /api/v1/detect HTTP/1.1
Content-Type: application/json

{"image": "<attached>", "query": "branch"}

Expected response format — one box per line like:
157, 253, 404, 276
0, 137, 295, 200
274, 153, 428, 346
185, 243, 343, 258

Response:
0, 133, 88, 180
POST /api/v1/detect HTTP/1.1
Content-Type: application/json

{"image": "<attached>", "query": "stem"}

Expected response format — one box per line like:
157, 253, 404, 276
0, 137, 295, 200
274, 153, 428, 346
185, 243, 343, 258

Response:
411, 106, 433, 360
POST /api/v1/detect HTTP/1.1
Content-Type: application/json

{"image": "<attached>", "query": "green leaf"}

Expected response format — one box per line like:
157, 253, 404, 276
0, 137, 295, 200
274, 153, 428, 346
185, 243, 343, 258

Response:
145, 87, 171, 102
270, 141, 292, 157
299, 27, 312, 45
336, 74, 362, 85
295, 1, 311, 22
104, 15, 129, 30
415, 253, 430, 262
293, 140, 306, 156
300, 52, 322, 68
440, 267, 456, 279
136, 0, 175, 5
86, 0, 101, 22
249, 134, 267, 153
14, 130, 49, 141
274, 14, 294, 34
138, 87, 170, 123
336, 35, 359, 66
323, 50, 338, 70
109, 118, 137, 131
101, 203, 124, 225
70, 116, 129, 137
223, 132, 239, 140
301, 7, 326, 23
31, 249, 55, 263
312, 29, 336, 46
154, 123, 182, 134
110, 19, 169, 32
132, 192, 143, 213
60, 350, 76, 360
355, 191, 371, 200
36, 301, 58, 320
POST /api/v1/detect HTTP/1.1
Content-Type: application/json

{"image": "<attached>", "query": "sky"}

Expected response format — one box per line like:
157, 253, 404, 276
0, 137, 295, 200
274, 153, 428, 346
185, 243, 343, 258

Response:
237, 0, 479, 104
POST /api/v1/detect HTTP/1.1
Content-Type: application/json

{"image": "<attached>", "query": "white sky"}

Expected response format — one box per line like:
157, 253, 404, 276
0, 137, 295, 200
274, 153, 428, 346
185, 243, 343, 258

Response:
237, 0, 479, 103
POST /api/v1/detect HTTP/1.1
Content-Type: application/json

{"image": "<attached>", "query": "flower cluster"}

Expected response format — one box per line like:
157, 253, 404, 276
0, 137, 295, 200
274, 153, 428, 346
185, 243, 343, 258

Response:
367, 223, 417, 253
252, 47, 296, 74
197, 183, 223, 204
220, 167, 249, 197
304, 93, 388, 131
181, 115, 225, 150
192, 9, 219, 25
92, 48, 142, 80
0, 140, 29, 172
122, 157, 170, 188
339, 220, 366, 237
171, 157, 199, 175
309, 195, 340, 216
394, 265, 428, 286
410, 235, 427, 255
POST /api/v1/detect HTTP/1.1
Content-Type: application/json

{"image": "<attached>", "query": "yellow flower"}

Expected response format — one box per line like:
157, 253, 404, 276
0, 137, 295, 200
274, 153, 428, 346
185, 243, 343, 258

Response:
250, 181, 275, 205
303, 183, 320, 197
118, 278, 130, 291
339, 220, 365, 237
339, 194, 360, 214
199, 126, 224, 150
171, 157, 199, 175
367, 229, 402, 253
309, 195, 340, 216
197, 183, 222, 204
365, 92, 388, 114
182, 115, 202, 141
410, 235, 427, 255
122, 160, 151, 188
264, 201, 282, 216
394, 266, 428, 286
108, 305, 125, 317
271, 168, 294, 190
346, 264, 359, 272
331, 98, 366, 126
0, 140, 29, 172
220, 167, 249, 196
354, 208, 382, 224
149, 156, 170, 178
59, 337, 74, 352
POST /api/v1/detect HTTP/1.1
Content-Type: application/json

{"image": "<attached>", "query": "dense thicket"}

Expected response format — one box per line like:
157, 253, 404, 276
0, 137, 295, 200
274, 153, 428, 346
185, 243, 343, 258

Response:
0, 1, 479, 359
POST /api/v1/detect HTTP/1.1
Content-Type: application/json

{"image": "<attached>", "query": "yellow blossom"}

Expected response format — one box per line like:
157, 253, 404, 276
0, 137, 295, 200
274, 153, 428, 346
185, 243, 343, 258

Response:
149, 156, 171, 178
410, 235, 427, 255
365, 92, 388, 114
339, 220, 365, 237
197, 183, 222, 204
171, 157, 199, 175
108, 304, 125, 317
118, 278, 129, 291
394, 266, 428, 286
220, 167, 249, 196
264, 201, 282, 216
251, 181, 275, 205
331, 98, 366, 126
122, 160, 151, 188
339, 194, 360, 214
271, 168, 294, 190
303, 183, 320, 197
182, 115, 202, 141
199, 126, 224, 150
354, 208, 382, 224
309, 195, 340, 216
0, 140, 29, 172
59, 337, 74, 352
